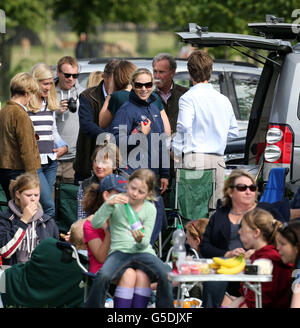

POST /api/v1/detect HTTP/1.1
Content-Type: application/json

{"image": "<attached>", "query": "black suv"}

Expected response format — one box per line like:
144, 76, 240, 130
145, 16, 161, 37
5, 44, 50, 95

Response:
177, 17, 300, 192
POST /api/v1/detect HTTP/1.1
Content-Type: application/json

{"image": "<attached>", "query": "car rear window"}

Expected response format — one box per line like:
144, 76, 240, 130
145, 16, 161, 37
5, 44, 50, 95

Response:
174, 71, 221, 92
232, 73, 260, 121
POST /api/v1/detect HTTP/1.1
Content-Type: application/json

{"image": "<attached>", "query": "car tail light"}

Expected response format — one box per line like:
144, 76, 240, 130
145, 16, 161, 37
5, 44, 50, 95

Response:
266, 127, 283, 144
264, 124, 293, 164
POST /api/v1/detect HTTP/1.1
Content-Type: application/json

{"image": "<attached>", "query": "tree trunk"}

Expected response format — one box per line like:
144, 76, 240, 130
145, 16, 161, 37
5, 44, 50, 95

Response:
43, 9, 51, 63
136, 24, 148, 55
0, 33, 12, 101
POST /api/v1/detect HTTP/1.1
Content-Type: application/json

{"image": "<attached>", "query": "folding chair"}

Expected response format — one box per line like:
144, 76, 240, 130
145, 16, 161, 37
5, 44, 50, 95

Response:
56, 241, 93, 303
0, 184, 8, 211
55, 181, 79, 233
259, 167, 288, 203
1, 238, 84, 308
158, 168, 216, 260
175, 168, 216, 220
56, 241, 114, 304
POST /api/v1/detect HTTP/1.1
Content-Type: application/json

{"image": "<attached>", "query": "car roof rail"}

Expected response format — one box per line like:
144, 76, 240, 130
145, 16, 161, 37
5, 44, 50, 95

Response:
88, 57, 154, 64
248, 14, 300, 42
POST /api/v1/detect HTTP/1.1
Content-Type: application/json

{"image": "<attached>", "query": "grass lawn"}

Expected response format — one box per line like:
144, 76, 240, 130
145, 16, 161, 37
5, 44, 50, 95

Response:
10, 30, 181, 73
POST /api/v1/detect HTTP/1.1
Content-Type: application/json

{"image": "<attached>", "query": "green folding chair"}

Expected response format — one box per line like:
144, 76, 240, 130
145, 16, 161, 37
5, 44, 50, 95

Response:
55, 182, 79, 233
175, 168, 216, 220
0, 184, 8, 211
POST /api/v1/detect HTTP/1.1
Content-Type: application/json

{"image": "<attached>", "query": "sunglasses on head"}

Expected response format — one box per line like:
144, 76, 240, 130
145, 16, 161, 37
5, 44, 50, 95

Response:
231, 184, 257, 192
59, 70, 79, 79
133, 81, 153, 89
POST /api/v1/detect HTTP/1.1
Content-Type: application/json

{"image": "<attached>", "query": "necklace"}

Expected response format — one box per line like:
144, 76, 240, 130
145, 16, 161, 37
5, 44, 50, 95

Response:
230, 204, 256, 216
230, 210, 247, 216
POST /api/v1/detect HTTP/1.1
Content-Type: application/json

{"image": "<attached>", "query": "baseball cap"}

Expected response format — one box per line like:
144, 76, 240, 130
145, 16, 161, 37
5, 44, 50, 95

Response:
99, 174, 128, 193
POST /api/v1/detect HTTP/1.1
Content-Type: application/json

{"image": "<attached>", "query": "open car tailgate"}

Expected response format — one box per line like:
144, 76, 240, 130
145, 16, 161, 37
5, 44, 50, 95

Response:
176, 23, 293, 53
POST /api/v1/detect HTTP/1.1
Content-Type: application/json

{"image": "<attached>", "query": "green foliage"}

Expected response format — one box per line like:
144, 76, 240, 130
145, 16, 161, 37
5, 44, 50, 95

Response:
52, 0, 158, 33
1, 0, 48, 32
52, 0, 103, 34
157, 0, 300, 33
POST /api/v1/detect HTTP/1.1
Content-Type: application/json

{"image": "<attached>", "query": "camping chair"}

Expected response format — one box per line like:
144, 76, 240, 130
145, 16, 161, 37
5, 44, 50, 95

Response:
55, 181, 79, 233
1, 238, 84, 308
157, 168, 216, 260
56, 241, 114, 304
0, 185, 8, 211
259, 167, 289, 203
174, 168, 216, 220
56, 241, 93, 303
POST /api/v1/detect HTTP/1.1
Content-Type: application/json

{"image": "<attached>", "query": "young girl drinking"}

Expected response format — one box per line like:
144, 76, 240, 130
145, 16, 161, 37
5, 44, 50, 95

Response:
277, 220, 300, 308
228, 208, 293, 308
85, 168, 173, 308
0, 173, 59, 265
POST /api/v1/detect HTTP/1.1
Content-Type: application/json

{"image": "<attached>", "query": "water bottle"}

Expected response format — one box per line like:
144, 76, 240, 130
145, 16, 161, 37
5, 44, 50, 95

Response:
171, 224, 186, 273
125, 203, 145, 234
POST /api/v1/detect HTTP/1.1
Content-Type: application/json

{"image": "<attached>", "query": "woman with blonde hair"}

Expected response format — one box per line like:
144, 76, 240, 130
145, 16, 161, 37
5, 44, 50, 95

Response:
111, 67, 170, 246
0, 172, 59, 266
0, 72, 41, 201
86, 71, 103, 88
28, 63, 68, 219
99, 62, 171, 136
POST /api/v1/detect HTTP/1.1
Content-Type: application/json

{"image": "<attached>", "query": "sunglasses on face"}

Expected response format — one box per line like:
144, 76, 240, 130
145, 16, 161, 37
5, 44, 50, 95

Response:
231, 184, 257, 192
133, 81, 153, 89
59, 70, 79, 79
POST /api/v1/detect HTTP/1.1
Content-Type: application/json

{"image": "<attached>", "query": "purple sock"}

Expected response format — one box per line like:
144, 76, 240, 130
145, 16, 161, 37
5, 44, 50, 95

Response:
114, 287, 134, 308
132, 287, 152, 308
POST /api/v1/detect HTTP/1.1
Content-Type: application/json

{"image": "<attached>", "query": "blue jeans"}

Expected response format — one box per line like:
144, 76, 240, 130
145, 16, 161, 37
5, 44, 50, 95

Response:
202, 281, 241, 308
38, 159, 58, 219
202, 281, 228, 308
84, 251, 174, 308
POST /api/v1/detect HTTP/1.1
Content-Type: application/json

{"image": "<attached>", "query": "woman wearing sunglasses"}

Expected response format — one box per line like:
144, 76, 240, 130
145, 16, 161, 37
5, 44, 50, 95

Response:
111, 68, 169, 246
200, 169, 291, 308
277, 220, 300, 307
99, 60, 171, 136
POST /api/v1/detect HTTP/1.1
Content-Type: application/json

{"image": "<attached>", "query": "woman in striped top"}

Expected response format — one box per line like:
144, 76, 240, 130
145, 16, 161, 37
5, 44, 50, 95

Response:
27, 63, 68, 219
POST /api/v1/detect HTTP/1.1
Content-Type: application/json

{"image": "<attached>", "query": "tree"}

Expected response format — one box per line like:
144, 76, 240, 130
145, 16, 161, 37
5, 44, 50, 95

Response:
156, 0, 299, 58
52, 0, 159, 54
0, 0, 49, 99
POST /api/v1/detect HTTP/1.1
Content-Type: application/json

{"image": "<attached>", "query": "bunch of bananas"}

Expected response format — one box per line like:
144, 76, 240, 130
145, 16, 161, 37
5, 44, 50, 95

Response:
211, 254, 246, 274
